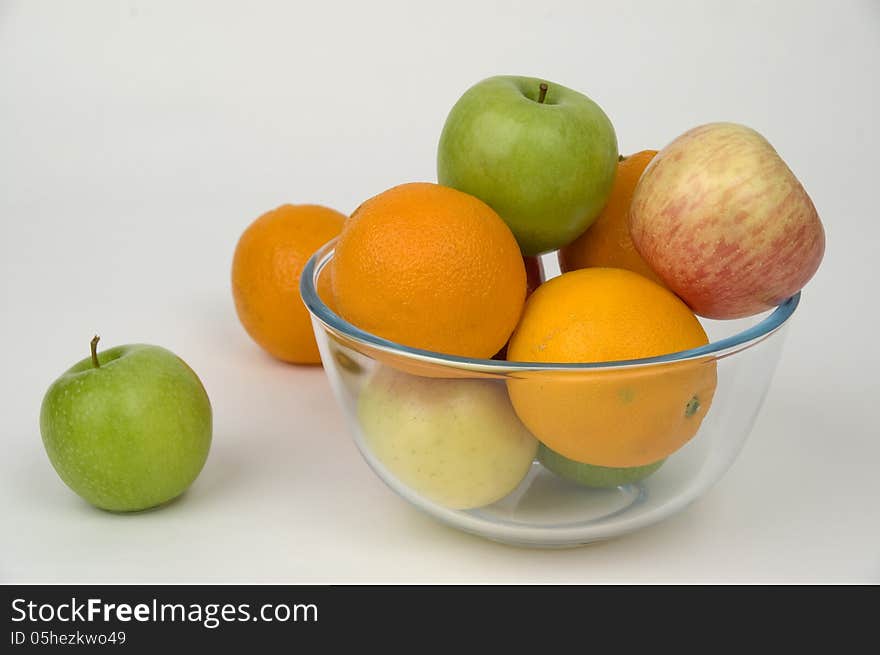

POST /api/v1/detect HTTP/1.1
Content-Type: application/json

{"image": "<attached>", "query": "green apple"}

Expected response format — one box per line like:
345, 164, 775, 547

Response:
39, 337, 212, 512
358, 367, 537, 510
538, 443, 663, 489
437, 75, 618, 255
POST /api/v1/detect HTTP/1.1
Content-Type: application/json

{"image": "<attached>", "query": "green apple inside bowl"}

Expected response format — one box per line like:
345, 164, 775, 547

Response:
437, 75, 618, 256
40, 338, 212, 512
538, 443, 664, 489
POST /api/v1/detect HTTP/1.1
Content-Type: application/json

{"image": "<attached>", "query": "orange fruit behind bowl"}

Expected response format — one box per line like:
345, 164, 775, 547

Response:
506, 268, 716, 467
331, 182, 526, 359
232, 204, 345, 364
559, 150, 663, 285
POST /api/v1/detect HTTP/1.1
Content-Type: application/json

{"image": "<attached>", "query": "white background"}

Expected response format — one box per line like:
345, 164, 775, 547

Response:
2, 0, 878, 583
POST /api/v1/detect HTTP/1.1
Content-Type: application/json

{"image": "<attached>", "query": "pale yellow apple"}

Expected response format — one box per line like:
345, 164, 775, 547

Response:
357, 368, 537, 510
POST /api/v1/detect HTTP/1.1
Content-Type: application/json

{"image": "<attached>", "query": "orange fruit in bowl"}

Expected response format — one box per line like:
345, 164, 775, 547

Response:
506, 268, 716, 467
559, 150, 663, 285
331, 182, 526, 359
232, 204, 345, 364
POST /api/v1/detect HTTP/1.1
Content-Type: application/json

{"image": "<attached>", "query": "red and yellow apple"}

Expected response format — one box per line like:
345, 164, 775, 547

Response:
629, 122, 825, 319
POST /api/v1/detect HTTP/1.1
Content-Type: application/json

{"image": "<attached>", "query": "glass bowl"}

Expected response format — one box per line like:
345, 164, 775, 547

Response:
301, 241, 799, 547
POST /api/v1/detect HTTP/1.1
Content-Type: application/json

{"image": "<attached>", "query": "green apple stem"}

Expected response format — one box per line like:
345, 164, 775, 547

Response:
91, 335, 101, 369
537, 83, 548, 104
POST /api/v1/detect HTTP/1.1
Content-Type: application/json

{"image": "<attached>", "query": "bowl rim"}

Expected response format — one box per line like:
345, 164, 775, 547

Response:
300, 239, 800, 372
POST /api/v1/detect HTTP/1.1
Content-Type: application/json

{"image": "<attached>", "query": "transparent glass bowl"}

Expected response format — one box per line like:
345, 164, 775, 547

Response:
301, 241, 798, 547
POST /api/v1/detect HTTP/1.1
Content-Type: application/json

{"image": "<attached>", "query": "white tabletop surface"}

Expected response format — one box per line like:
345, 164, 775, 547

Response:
2, 0, 878, 584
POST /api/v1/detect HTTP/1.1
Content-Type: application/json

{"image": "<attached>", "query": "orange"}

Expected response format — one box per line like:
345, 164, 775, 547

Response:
559, 150, 663, 285
506, 268, 716, 467
331, 182, 526, 359
232, 204, 345, 364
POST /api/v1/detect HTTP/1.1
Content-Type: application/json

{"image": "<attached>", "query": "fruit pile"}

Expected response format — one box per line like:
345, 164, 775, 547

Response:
39, 74, 825, 516
230, 75, 825, 511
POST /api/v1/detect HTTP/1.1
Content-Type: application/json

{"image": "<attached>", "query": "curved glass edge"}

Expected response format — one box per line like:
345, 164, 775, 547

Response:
300, 239, 801, 373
